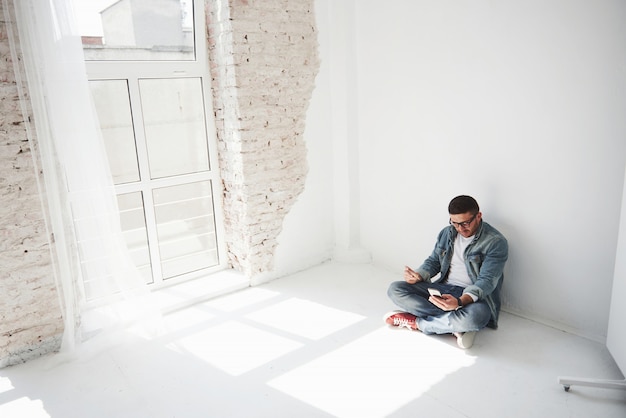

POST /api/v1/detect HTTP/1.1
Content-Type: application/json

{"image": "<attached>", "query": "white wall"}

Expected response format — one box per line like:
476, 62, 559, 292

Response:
607, 166, 626, 372
342, 0, 625, 341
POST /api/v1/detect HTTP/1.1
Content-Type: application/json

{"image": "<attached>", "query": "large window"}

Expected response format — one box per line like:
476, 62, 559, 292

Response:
76, 0, 225, 286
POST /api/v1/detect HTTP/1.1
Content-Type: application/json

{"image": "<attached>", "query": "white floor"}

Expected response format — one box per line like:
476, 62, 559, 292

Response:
1, 262, 625, 418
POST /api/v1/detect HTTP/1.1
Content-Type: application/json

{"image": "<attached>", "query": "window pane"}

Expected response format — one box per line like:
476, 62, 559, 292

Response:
139, 78, 210, 179
76, 0, 195, 61
153, 181, 218, 279
90, 80, 140, 184
118, 192, 153, 284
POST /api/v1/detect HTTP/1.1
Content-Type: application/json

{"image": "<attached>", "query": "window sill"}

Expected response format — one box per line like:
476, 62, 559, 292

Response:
149, 268, 249, 314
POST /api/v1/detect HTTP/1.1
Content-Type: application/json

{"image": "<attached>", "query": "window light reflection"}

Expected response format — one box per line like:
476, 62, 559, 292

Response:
0, 376, 14, 394
202, 287, 281, 312
168, 321, 303, 376
246, 297, 366, 340
268, 327, 476, 418
0, 396, 49, 418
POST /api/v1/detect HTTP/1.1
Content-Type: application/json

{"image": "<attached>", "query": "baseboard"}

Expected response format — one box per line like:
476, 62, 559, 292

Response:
502, 307, 606, 344
332, 246, 372, 264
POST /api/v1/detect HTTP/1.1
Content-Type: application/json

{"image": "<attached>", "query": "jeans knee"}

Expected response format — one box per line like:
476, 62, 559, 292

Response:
461, 304, 491, 331
387, 281, 399, 299
387, 281, 406, 301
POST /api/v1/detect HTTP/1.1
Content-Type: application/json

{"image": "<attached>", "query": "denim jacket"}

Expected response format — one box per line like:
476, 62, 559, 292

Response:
415, 221, 509, 329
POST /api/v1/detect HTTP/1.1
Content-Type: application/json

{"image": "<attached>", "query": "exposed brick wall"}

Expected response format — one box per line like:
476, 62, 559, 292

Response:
0, 2, 63, 368
207, 0, 320, 276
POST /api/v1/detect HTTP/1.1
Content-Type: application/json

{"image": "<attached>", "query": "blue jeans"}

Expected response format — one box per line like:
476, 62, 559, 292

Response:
387, 281, 491, 335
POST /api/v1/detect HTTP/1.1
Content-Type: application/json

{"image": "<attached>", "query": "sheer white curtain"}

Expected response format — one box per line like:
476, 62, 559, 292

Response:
6, 0, 159, 357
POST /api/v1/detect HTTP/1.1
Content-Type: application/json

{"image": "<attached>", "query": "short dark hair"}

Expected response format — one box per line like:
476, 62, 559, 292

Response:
448, 195, 479, 215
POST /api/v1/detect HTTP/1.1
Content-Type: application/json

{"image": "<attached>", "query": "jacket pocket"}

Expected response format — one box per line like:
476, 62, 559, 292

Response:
467, 253, 483, 276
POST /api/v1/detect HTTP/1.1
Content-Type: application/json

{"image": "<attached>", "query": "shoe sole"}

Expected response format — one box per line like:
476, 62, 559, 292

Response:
455, 331, 477, 349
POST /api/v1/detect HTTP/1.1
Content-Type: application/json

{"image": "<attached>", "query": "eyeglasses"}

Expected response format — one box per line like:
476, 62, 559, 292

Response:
449, 213, 477, 229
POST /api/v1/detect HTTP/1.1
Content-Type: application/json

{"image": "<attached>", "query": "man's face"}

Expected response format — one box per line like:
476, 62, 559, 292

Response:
449, 211, 482, 238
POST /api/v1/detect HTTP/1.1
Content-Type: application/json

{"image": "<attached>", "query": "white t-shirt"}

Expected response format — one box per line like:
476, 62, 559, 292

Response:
446, 233, 474, 288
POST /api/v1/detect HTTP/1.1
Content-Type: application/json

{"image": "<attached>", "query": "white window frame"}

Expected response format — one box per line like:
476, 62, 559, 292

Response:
84, 0, 227, 288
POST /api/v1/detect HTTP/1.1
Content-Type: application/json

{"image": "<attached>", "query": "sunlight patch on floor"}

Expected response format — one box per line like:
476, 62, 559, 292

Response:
0, 397, 49, 418
245, 297, 366, 340
202, 287, 281, 312
267, 327, 476, 418
160, 304, 217, 330
0, 376, 14, 394
167, 320, 303, 376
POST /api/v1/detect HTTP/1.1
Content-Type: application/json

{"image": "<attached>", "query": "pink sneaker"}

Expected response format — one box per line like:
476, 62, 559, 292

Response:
384, 311, 418, 331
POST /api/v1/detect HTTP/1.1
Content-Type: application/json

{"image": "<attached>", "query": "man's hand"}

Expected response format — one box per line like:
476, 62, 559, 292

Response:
404, 266, 422, 284
429, 294, 460, 311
